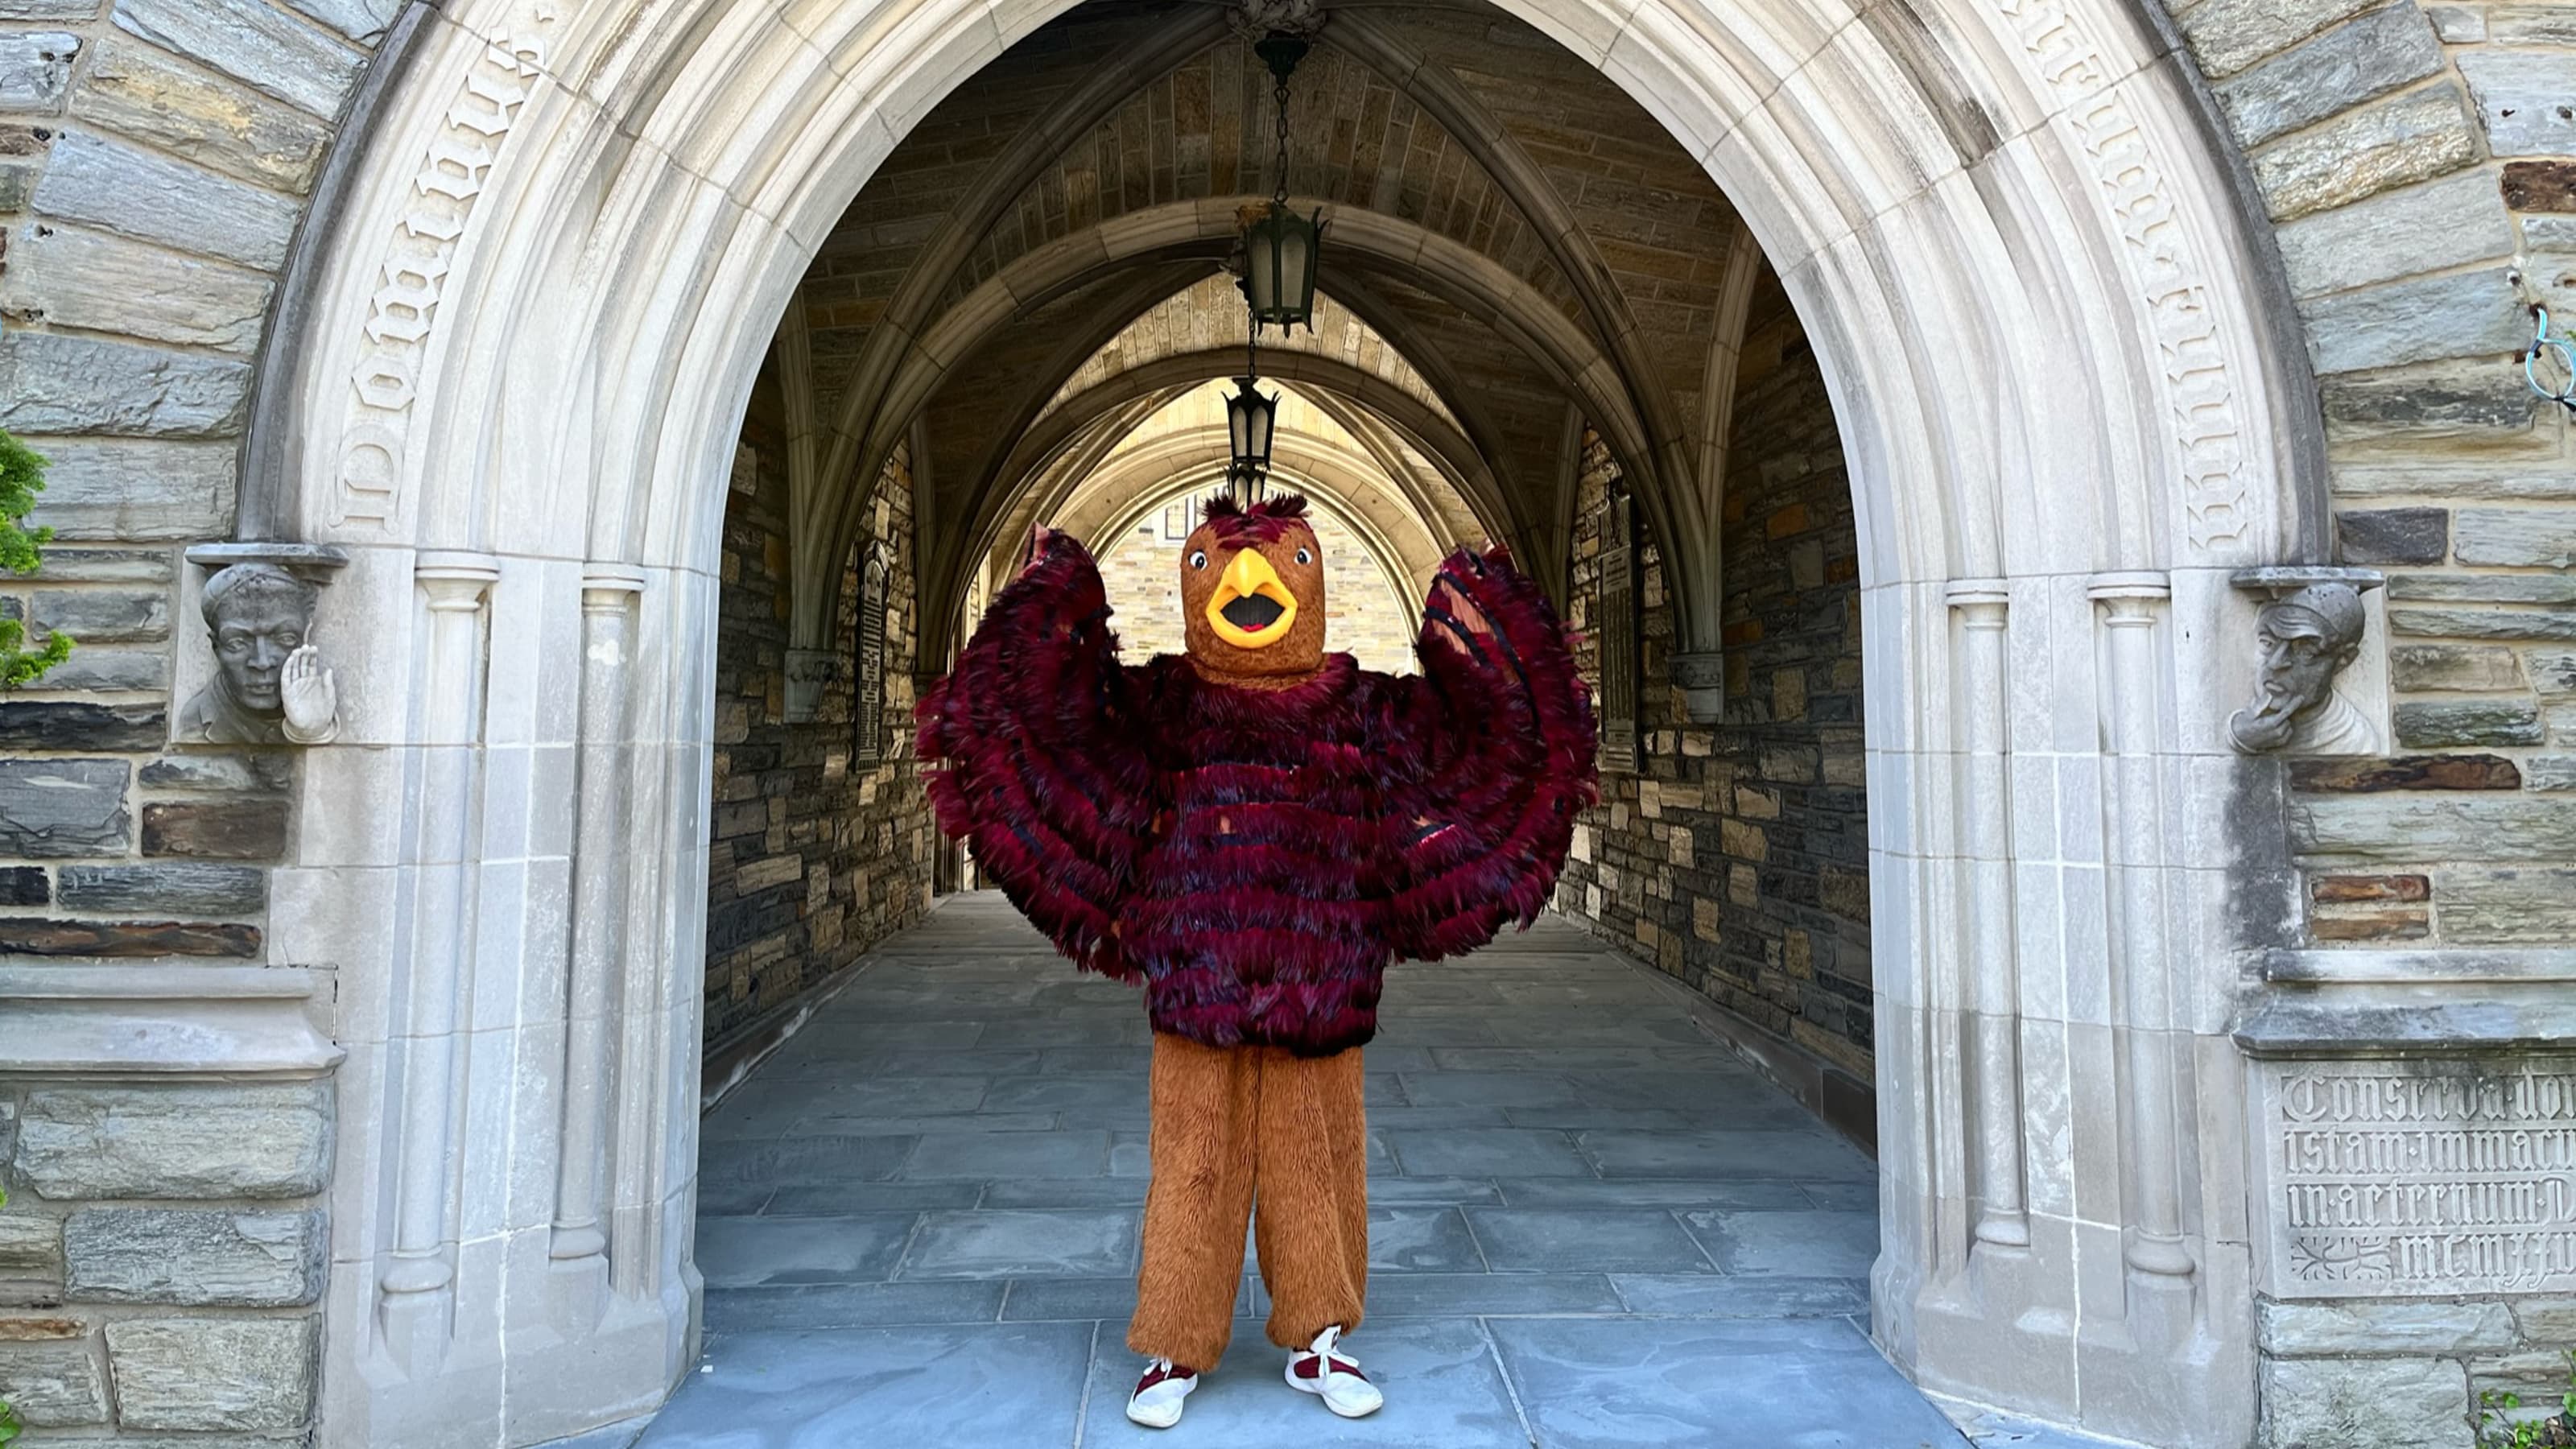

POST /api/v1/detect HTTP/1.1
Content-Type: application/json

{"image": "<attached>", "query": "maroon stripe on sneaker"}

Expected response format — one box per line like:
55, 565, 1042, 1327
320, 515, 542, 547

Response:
1137, 1364, 1195, 1391
1291, 1355, 1365, 1381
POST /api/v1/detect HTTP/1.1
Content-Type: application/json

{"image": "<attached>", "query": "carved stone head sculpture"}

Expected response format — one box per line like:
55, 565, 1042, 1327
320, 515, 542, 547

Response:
177, 563, 341, 745
2229, 582, 2376, 755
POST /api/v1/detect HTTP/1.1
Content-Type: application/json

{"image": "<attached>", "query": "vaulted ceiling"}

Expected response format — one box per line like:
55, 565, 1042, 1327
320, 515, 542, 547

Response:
774, 0, 1769, 661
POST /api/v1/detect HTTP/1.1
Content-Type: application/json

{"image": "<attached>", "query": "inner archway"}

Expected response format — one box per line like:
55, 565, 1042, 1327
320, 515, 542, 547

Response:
257, 0, 2327, 1443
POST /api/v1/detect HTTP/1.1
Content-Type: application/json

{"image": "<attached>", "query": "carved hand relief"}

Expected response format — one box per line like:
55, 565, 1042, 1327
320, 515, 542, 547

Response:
2264, 1061, 2576, 1296
178, 547, 351, 746
2228, 570, 2385, 756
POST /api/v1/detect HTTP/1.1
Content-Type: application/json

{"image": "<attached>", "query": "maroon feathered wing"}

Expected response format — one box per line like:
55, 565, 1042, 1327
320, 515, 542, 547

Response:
1371, 544, 1601, 961
914, 532, 1157, 980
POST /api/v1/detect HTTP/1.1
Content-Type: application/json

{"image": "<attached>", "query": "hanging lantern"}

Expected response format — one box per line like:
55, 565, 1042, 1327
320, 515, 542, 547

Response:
1238, 33, 1324, 335
1225, 374, 1278, 506
1241, 200, 1325, 335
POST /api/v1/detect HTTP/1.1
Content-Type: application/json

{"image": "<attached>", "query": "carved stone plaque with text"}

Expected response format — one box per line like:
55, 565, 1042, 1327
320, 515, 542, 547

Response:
2260, 1058, 2576, 1297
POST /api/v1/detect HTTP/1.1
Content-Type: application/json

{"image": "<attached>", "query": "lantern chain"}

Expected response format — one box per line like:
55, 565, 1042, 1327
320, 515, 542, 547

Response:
1272, 68, 1293, 205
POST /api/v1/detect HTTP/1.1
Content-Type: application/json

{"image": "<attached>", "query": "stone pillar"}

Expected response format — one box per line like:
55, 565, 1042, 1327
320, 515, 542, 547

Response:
551, 568, 646, 1292
1947, 581, 2027, 1249
2088, 572, 2194, 1282
378, 551, 500, 1368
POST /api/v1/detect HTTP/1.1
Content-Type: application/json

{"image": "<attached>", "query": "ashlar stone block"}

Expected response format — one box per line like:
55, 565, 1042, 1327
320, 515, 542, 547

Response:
104, 1316, 317, 1430
2457, 50, 2576, 156
31, 586, 169, 642
71, 34, 329, 191
0, 31, 78, 110
0, 310, 253, 437
13, 1083, 331, 1199
2259, 1298, 2519, 1356
2215, 4, 2443, 149
2390, 644, 2525, 693
0, 1332, 108, 1426
2455, 509, 2576, 570
2394, 700, 2545, 748
2261, 1356, 2470, 1449
109, 0, 361, 118
0, 758, 130, 857
2334, 508, 2447, 565
0, 223, 270, 355
2252, 86, 2481, 222
2273, 171, 2513, 300
32, 129, 303, 270
0, 700, 164, 750
2320, 361, 2539, 436
64, 1208, 324, 1305
59, 862, 266, 914
0, 1213, 64, 1281
2175, 0, 2376, 80
2301, 269, 2534, 377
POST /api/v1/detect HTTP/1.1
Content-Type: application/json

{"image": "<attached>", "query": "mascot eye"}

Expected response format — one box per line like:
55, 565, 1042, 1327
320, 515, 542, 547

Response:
1188, 550, 1207, 569
1295, 547, 1312, 565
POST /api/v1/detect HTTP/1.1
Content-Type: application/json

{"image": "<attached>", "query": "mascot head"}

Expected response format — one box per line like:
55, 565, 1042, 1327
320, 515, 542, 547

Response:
1180, 493, 1327, 679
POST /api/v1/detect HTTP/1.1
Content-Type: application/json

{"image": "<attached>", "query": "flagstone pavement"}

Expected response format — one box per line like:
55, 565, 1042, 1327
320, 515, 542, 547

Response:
625, 893, 2120, 1449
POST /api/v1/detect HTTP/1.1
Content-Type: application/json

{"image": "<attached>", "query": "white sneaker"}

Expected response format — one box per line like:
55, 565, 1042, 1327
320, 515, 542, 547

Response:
1125, 1357, 1199, 1429
1286, 1324, 1383, 1418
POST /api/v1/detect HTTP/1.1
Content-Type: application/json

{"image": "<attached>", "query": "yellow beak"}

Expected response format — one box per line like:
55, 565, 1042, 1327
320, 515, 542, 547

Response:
1206, 545, 1299, 649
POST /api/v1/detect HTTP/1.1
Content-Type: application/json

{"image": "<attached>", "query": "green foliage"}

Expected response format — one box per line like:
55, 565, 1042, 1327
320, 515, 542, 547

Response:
2479, 1350, 2576, 1449
0, 429, 75, 689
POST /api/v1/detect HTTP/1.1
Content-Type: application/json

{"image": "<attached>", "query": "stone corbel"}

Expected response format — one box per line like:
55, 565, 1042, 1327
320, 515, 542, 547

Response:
1669, 649, 1724, 724
2227, 566, 2386, 757
178, 542, 351, 747
783, 648, 836, 724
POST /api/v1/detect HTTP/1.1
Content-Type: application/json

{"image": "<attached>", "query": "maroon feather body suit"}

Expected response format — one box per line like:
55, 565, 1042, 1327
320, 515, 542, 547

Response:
917, 532, 1598, 1056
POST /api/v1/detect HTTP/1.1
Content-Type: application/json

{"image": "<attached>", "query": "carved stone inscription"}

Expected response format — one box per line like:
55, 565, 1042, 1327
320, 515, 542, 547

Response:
2266, 1059, 2576, 1296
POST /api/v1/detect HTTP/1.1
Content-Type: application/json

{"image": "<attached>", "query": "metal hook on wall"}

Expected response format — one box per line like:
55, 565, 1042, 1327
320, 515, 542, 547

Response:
2528, 304, 2576, 415
2510, 266, 2576, 416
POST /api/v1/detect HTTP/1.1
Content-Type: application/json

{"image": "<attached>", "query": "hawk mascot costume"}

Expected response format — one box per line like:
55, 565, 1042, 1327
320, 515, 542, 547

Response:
916, 493, 1597, 1427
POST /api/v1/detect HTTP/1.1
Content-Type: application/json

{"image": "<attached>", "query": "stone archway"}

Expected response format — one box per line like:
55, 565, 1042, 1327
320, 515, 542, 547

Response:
246, 2, 2330, 1444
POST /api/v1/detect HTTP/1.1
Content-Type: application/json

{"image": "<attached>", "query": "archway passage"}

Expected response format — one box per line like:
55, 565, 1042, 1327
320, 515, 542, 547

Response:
679, 76, 1918, 1422
250, 0, 2330, 1439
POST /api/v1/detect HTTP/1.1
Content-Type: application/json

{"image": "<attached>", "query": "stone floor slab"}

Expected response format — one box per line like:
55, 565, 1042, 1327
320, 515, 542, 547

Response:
1463, 1207, 1717, 1274
700, 1281, 1008, 1333
1363, 1272, 1625, 1317
899, 1208, 1137, 1278
1606, 1274, 1871, 1318
1678, 1208, 1880, 1278
1576, 1128, 1875, 1181
1487, 1317, 1972, 1449
699, 1134, 915, 1187
695, 1212, 917, 1287
1366, 1206, 1486, 1272
763, 1182, 981, 1214
901, 1128, 1110, 1179
638, 1322, 1091, 1448
1383, 1128, 1592, 1177
1491, 1176, 1811, 1211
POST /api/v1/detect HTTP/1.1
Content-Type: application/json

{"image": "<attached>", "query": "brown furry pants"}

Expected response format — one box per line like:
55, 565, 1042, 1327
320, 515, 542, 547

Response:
1125, 1031, 1368, 1371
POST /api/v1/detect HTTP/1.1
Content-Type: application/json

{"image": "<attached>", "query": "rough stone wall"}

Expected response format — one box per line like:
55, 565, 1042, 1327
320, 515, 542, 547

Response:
2153, 0, 2576, 950
0, 0, 386, 1434
1093, 491, 1418, 673
1555, 273, 1873, 1105
0, 1080, 331, 1439
2161, 5, 2576, 1443
703, 361, 934, 1050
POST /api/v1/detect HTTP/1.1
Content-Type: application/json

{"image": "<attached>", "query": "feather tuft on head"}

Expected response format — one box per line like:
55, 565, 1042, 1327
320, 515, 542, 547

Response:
1199, 491, 1311, 541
